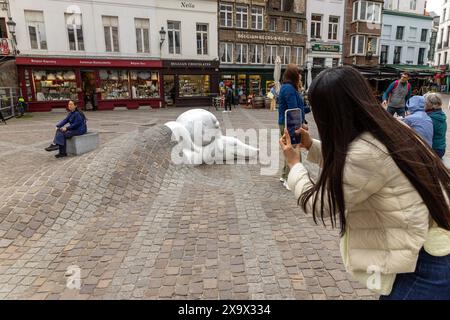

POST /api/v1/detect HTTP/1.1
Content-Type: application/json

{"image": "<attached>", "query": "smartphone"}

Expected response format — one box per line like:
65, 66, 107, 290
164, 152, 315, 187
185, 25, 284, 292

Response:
285, 108, 303, 145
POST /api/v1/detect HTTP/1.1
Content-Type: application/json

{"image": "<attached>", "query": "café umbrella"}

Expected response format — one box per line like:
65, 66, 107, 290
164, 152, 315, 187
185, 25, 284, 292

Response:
274, 56, 282, 94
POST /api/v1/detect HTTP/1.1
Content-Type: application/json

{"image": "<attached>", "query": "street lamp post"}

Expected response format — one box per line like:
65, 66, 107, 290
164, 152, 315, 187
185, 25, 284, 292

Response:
159, 27, 166, 51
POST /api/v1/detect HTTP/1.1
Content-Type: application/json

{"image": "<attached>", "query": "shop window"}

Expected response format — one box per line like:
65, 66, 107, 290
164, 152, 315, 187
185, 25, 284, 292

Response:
25, 10, 47, 50
248, 75, 261, 95
65, 13, 84, 51
130, 71, 160, 99
33, 69, 77, 101
24, 69, 34, 101
179, 75, 210, 97
99, 70, 130, 99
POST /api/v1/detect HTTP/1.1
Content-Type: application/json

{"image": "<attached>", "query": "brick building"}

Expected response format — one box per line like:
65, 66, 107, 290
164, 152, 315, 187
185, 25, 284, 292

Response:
342, 0, 384, 66
218, 0, 307, 99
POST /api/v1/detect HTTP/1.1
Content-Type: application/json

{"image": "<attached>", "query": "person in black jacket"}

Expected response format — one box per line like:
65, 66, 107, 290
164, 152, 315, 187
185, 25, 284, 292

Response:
45, 100, 87, 158
224, 85, 233, 112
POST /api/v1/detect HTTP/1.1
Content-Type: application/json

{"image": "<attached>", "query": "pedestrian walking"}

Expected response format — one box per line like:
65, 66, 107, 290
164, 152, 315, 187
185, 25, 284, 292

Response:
45, 100, 87, 158
382, 72, 412, 117
278, 64, 306, 190
403, 96, 434, 146
424, 93, 447, 159
224, 85, 233, 113
280, 66, 450, 300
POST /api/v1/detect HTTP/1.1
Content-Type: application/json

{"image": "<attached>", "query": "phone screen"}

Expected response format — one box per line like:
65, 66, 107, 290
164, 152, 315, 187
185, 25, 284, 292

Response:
285, 109, 302, 145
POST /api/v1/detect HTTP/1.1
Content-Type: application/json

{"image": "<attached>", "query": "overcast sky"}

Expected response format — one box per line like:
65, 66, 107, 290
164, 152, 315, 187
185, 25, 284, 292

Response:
427, 0, 441, 14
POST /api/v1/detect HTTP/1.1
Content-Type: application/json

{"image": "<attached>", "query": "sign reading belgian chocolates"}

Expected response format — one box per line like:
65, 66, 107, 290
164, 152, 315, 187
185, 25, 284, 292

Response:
165, 60, 219, 69
236, 32, 294, 44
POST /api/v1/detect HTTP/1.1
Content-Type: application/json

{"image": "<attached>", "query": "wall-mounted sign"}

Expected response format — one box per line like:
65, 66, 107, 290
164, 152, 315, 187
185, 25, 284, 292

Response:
164, 60, 220, 69
180, 1, 195, 8
311, 44, 341, 52
16, 57, 163, 68
236, 32, 294, 44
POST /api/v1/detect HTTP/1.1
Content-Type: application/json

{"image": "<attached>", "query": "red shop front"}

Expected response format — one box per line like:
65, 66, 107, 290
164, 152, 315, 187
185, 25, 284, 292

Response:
16, 56, 163, 112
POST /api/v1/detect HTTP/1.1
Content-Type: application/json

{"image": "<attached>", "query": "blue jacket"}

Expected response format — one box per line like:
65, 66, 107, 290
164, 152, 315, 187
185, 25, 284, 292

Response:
278, 82, 305, 125
403, 96, 433, 146
57, 110, 87, 135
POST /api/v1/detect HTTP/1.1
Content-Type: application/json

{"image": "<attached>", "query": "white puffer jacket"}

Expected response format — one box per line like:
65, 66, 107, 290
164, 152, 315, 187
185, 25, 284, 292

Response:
287, 132, 430, 294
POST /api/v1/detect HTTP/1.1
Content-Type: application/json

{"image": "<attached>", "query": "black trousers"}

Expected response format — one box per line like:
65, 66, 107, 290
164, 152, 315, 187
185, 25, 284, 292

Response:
225, 100, 232, 111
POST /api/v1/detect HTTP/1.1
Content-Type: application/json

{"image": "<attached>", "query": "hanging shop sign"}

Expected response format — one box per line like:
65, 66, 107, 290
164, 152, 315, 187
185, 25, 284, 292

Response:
311, 44, 341, 52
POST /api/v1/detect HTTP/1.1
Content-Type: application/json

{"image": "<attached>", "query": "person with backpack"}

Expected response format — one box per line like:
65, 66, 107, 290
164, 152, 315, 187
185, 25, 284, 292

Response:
45, 100, 87, 158
382, 72, 412, 118
224, 84, 233, 113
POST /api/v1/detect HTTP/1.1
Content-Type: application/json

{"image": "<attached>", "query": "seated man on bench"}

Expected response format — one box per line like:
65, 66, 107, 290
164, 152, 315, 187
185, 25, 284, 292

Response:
45, 100, 87, 158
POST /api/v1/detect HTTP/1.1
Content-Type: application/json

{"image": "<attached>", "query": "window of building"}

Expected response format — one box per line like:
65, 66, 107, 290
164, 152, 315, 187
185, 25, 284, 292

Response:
445, 52, 448, 64
367, 37, 379, 55
296, 19, 303, 33
220, 3, 233, 27
393, 46, 402, 64
236, 6, 248, 29
196, 23, 208, 55
406, 47, 415, 64
281, 0, 293, 12
418, 48, 425, 65
269, 18, 277, 32
380, 45, 389, 64
443, 9, 447, 23
179, 75, 210, 97
251, 7, 264, 30
311, 14, 322, 39
167, 21, 181, 54
438, 53, 441, 65
220, 42, 233, 63
135, 18, 150, 53
25, 10, 47, 50
249, 44, 263, 64
420, 29, 428, 42
65, 13, 84, 51
102, 16, 119, 52
294, 47, 303, 66
396, 26, 404, 40
266, 45, 277, 64
0, 18, 7, 38
410, 0, 417, 10
280, 46, 291, 64
283, 19, 290, 32
382, 25, 392, 38
385, 0, 393, 9
353, 1, 382, 23
409, 27, 417, 40
328, 16, 339, 40
236, 43, 248, 63
313, 57, 325, 67
33, 69, 77, 101
350, 35, 365, 55
332, 58, 340, 67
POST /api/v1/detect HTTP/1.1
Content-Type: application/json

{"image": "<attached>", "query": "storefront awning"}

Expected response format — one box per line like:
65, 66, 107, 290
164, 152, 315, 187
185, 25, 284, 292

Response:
386, 64, 442, 76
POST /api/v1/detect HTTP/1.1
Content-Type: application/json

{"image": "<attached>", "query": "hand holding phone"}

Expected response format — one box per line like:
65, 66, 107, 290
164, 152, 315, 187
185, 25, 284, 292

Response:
285, 109, 303, 145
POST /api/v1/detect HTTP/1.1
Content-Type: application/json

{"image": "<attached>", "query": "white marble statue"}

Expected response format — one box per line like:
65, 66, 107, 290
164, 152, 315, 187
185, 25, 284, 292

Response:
165, 109, 259, 165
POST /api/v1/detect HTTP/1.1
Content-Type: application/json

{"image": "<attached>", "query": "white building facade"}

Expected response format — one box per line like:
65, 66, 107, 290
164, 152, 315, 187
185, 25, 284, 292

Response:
380, 11, 432, 65
9, 0, 219, 111
434, 0, 450, 67
306, 0, 345, 70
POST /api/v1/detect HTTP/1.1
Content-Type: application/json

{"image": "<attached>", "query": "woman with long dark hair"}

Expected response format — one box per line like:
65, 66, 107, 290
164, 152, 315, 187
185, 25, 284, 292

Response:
280, 66, 450, 299
45, 100, 87, 158
278, 64, 306, 190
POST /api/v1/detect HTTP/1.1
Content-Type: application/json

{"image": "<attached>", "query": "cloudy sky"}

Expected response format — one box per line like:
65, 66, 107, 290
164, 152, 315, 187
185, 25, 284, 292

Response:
427, 0, 441, 14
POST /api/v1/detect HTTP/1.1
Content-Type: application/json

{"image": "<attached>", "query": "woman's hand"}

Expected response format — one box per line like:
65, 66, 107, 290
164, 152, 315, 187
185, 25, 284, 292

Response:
61, 127, 67, 132
279, 129, 301, 169
297, 127, 313, 150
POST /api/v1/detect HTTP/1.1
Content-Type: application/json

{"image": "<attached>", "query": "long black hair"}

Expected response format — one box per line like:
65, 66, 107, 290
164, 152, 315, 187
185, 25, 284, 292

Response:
301, 66, 450, 235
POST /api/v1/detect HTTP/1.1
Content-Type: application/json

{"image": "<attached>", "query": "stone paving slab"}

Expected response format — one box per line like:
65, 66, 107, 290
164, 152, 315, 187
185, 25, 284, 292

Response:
2, 105, 437, 300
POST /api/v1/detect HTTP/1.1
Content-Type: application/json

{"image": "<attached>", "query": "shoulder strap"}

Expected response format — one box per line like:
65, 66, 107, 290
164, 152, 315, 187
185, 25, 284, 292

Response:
393, 80, 399, 91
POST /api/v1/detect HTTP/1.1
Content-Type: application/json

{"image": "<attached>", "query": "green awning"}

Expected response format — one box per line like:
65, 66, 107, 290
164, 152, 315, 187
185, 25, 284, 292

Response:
386, 64, 442, 74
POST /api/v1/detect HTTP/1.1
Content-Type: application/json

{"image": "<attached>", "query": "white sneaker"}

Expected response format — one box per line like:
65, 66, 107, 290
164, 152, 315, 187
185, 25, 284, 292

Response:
283, 181, 291, 191
279, 178, 286, 183
223, 110, 227, 113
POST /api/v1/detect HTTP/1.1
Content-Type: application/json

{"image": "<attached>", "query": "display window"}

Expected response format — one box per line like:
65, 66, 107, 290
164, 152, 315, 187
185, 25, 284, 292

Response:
99, 69, 130, 100
130, 71, 160, 99
179, 75, 210, 97
249, 75, 261, 95
33, 69, 77, 101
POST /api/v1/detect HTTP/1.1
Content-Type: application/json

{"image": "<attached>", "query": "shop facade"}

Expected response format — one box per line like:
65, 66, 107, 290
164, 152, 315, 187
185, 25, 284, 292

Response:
162, 60, 219, 107
16, 57, 163, 112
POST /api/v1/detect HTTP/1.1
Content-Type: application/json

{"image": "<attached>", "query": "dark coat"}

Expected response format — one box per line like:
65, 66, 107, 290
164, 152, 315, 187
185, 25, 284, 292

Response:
57, 110, 87, 135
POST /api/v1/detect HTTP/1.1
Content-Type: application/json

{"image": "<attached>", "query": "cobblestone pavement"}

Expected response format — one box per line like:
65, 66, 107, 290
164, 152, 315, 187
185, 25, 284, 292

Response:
1, 105, 416, 300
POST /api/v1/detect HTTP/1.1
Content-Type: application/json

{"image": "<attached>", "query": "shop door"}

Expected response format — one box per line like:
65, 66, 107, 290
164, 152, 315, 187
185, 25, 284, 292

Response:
164, 75, 175, 106
81, 71, 97, 110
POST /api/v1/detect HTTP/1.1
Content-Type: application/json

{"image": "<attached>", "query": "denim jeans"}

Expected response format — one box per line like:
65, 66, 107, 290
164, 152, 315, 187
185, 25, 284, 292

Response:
387, 106, 406, 117
380, 249, 450, 300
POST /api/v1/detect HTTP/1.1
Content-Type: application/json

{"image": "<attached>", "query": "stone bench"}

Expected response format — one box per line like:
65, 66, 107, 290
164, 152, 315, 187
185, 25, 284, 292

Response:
66, 132, 99, 155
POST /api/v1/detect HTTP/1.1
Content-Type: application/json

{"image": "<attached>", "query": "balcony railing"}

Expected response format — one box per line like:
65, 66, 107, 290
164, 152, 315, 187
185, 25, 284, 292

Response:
0, 38, 14, 56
